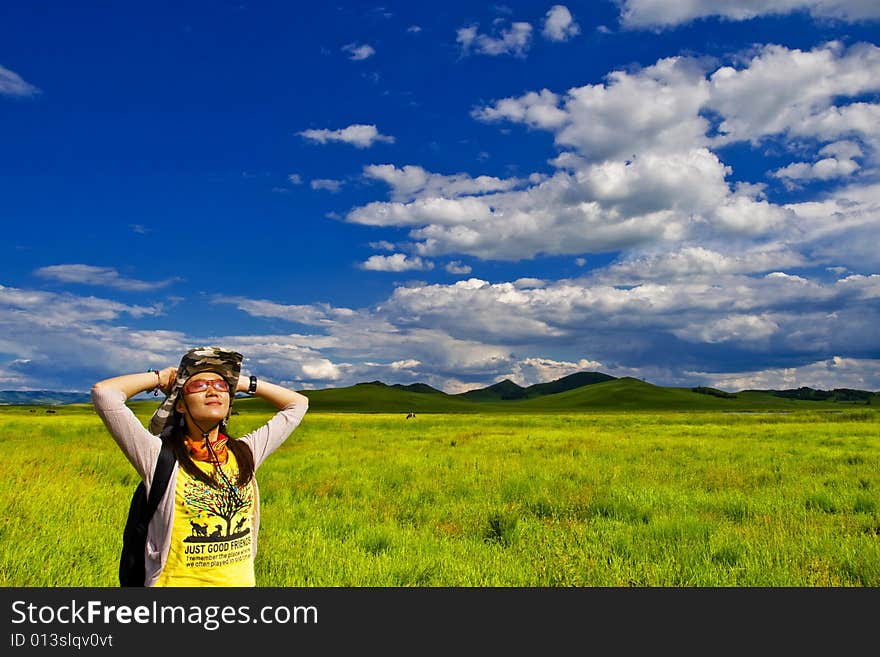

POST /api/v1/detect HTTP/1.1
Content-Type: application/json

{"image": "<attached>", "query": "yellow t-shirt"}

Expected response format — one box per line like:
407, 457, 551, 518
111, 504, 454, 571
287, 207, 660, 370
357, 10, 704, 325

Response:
156, 450, 256, 587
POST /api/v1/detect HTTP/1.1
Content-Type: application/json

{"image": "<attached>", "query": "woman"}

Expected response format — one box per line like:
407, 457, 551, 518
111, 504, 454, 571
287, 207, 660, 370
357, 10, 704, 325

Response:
91, 346, 308, 586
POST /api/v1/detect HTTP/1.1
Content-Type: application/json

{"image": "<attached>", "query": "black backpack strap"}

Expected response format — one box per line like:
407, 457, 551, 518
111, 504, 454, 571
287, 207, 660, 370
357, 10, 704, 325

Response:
144, 441, 175, 523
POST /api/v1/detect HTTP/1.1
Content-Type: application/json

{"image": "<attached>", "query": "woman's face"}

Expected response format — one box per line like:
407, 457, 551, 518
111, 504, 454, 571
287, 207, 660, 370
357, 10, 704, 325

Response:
175, 371, 231, 426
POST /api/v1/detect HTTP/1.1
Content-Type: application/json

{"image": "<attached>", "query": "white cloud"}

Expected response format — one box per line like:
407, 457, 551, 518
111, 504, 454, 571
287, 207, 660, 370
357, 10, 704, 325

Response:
773, 157, 860, 183
475, 56, 712, 161
785, 181, 880, 270
363, 164, 523, 202
344, 43, 877, 266
601, 246, 808, 282
445, 261, 472, 275
311, 178, 343, 193
301, 359, 343, 380
618, 0, 880, 29
772, 140, 863, 184
391, 359, 420, 370
456, 21, 533, 57
34, 265, 178, 291
787, 102, 880, 146
475, 42, 880, 169
707, 41, 880, 146
0, 65, 40, 97
212, 295, 356, 327
298, 123, 395, 148
342, 43, 375, 60
672, 313, 781, 344
348, 149, 771, 260
4, 263, 878, 393
693, 356, 880, 392
361, 253, 434, 272
507, 357, 606, 387
542, 5, 580, 42
0, 284, 159, 326
513, 277, 546, 289
473, 89, 568, 130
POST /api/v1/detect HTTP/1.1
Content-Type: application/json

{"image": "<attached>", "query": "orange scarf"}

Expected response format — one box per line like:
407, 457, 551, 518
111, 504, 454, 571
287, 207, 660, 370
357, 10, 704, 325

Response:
185, 432, 228, 464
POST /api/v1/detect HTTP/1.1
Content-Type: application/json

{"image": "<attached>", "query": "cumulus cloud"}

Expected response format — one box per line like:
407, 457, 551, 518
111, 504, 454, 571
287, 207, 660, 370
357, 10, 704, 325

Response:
391, 359, 420, 370
772, 140, 863, 184
363, 164, 524, 202
347, 150, 781, 260
707, 41, 880, 149
475, 55, 712, 161
0, 284, 159, 326
672, 313, 781, 344
212, 295, 356, 327
5, 27, 879, 396
34, 265, 179, 291
542, 5, 580, 41
0, 283, 172, 390
298, 123, 395, 148
456, 21, 533, 57
600, 246, 808, 282
361, 253, 434, 272
4, 262, 879, 393
618, 0, 880, 29
0, 65, 41, 97
784, 181, 880, 270
508, 357, 606, 387
301, 359, 344, 380
693, 356, 880, 392
343, 43, 877, 267
310, 178, 343, 192
342, 43, 375, 60
445, 261, 472, 275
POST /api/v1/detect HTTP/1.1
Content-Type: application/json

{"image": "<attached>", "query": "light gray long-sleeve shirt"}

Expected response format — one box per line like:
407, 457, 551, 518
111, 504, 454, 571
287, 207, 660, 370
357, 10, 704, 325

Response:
91, 385, 308, 586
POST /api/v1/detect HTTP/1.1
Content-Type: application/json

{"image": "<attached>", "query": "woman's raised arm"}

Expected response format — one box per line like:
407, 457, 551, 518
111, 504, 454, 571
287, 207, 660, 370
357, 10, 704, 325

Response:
92, 367, 177, 401
234, 375, 308, 410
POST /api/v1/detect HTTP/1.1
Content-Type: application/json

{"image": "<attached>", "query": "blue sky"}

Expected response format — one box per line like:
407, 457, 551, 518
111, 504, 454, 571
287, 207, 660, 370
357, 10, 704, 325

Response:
2, 1, 879, 395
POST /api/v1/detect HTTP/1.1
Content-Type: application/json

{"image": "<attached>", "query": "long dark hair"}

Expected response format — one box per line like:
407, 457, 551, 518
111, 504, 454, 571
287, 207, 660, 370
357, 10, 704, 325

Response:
160, 409, 255, 489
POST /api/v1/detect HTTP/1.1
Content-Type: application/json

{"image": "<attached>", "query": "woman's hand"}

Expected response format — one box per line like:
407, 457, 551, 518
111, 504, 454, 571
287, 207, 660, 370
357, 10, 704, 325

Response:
157, 367, 177, 394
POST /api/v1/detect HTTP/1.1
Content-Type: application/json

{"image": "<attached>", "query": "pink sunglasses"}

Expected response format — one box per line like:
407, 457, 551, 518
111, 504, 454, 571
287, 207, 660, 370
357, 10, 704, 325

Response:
183, 378, 230, 394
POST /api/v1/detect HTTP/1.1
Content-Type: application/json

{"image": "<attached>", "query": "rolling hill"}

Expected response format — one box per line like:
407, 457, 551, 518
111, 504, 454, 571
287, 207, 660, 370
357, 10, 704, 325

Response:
1, 373, 876, 413
256, 375, 875, 413
455, 371, 616, 401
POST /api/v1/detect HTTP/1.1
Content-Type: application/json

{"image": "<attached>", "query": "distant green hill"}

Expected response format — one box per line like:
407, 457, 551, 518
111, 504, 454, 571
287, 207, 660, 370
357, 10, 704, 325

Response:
523, 371, 617, 397
252, 376, 872, 414
501, 377, 841, 412
287, 381, 483, 413
455, 370, 616, 402
456, 378, 528, 401
0, 390, 90, 405
750, 387, 877, 403
2, 372, 876, 414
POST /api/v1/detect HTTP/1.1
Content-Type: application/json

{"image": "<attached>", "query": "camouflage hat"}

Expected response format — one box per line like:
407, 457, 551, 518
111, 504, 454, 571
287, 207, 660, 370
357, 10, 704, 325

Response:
148, 346, 243, 435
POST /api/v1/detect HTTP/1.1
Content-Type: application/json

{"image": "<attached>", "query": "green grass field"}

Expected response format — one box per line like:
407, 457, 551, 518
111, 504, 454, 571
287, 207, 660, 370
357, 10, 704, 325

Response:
1, 404, 878, 586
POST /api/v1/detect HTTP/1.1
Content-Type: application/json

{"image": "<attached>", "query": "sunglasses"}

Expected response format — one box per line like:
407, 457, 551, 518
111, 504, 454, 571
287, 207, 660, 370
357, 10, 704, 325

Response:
183, 378, 230, 394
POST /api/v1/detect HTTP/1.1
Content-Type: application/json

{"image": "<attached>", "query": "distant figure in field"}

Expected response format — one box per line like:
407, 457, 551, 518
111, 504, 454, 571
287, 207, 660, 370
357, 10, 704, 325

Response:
406, 412, 416, 419
91, 346, 309, 587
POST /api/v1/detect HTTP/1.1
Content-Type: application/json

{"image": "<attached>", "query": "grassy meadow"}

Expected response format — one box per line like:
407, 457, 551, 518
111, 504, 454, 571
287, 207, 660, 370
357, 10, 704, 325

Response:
1, 403, 878, 586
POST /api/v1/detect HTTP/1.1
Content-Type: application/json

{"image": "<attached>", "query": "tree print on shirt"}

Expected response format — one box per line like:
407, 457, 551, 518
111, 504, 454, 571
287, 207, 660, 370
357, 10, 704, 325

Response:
182, 472, 253, 542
